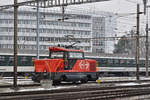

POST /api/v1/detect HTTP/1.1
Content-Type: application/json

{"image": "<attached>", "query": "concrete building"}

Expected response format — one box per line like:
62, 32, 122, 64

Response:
0, 9, 116, 54
92, 12, 116, 53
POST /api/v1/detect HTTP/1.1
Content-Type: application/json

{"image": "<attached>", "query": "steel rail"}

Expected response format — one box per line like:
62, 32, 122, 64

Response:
0, 84, 150, 100
1, 79, 150, 88
1, 83, 150, 99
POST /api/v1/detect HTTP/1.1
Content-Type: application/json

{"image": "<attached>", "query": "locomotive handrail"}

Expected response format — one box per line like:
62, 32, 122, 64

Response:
44, 61, 52, 78
54, 60, 63, 76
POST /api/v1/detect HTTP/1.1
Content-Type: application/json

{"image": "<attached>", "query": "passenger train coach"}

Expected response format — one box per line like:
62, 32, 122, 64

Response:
0, 53, 149, 77
87, 56, 150, 76
0, 53, 48, 76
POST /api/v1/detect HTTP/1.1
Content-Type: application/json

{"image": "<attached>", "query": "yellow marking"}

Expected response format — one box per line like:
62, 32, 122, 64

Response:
54, 60, 63, 76
25, 76, 28, 79
96, 79, 101, 84
45, 60, 63, 78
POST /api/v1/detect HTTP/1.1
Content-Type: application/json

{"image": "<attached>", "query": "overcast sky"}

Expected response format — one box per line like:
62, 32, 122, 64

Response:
0, 0, 148, 35
68, 0, 146, 35
72, 0, 144, 13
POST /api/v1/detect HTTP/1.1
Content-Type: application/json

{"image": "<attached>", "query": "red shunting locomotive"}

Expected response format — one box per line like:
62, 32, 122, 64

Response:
32, 46, 98, 84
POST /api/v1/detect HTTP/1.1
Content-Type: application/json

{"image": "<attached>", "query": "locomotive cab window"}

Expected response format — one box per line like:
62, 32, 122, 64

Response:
68, 52, 84, 59
64, 52, 84, 70
49, 52, 64, 59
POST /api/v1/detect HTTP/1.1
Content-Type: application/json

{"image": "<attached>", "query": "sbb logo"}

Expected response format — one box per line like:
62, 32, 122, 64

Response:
79, 60, 89, 69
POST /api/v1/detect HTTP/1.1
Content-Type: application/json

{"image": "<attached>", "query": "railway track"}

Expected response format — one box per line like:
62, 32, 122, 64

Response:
51, 79, 150, 86
1, 79, 150, 88
1, 82, 150, 100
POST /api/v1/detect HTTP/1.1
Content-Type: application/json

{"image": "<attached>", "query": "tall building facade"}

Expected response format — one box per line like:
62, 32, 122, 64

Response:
92, 16, 105, 53
0, 9, 116, 54
92, 12, 116, 54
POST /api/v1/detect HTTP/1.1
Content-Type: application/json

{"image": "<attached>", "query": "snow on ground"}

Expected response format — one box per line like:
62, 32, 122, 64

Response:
3, 79, 34, 85
116, 82, 150, 86
18, 85, 77, 92
1, 77, 150, 93
99, 77, 150, 82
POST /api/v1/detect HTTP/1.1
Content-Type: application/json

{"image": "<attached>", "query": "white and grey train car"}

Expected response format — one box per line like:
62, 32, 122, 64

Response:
0, 53, 48, 76
0, 53, 149, 77
86, 56, 150, 76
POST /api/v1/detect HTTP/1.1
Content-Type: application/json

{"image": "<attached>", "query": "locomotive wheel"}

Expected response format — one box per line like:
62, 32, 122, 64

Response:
32, 77, 41, 83
31, 74, 41, 83
81, 77, 88, 83
52, 80, 61, 86
32, 77, 40, 83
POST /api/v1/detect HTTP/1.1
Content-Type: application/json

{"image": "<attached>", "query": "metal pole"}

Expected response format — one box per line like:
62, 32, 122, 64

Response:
145, 6, 149, 77
136, 4, 140, 80
62, 5, 65, 22
36, 0, 40, 59
62, 0, 64, 21
13, 0, 18, 88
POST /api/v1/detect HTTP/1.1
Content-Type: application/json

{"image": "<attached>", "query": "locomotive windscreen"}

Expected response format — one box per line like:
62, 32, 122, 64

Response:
50, 52, 64, 58
68, 52, 84, 59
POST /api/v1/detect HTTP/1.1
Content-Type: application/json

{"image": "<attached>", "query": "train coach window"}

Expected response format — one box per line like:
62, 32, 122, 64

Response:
8, 56, 14, 66
101, 59, 108, 66
20, 56, 28, 66
9, 56, 14, 61
139, 60, 145, 67
126, 60, 130, 64
0, 56, 5, 65
126, 60, 131, 66
21, 56, 28, 62
0, 56, 5, 61
130, 60, 136, 67
120, 59, 125, 64
133, 60, 136, 64
107, 59, 113, 64
128, 60, 132, 64
114, 59, 120, 64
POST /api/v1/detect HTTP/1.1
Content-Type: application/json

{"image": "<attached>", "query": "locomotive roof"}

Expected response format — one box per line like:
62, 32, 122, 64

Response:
49, 47, 83, 52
